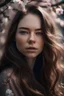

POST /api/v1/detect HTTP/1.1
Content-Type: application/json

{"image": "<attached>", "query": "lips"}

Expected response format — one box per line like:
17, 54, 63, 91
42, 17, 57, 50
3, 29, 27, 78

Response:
26, 47, 38, 52
26, 47, 37, 50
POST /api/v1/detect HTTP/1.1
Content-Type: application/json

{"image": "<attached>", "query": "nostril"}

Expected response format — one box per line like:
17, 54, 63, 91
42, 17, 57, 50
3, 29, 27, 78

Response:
28, 39, 35, 44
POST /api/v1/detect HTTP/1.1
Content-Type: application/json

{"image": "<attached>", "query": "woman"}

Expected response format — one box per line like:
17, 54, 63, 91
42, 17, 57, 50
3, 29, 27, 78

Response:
0, 1, 64, 96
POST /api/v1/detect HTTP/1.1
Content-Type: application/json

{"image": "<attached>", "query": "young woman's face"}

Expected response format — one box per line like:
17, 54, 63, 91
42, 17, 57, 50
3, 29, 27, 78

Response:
15, 13, 44, 58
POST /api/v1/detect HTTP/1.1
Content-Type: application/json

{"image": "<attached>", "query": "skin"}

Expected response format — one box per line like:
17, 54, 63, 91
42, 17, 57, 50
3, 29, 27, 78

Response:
15, 13, 44, 68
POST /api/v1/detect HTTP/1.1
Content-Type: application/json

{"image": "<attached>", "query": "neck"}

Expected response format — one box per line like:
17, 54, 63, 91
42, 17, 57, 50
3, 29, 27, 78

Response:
26, 57, 36, 70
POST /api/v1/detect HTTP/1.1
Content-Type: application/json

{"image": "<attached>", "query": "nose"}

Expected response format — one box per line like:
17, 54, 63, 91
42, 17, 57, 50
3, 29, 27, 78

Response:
28, 32, 35, 44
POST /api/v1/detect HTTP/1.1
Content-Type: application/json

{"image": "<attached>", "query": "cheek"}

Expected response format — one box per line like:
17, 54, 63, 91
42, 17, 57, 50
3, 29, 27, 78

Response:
15, 36, 25, 51
38, 38, 44, 50
16, 38, 23, 46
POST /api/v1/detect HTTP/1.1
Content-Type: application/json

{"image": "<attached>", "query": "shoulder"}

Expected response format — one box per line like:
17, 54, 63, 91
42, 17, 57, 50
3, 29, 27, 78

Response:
0, 68, 25, 96
0, 68, 13, 85
0, 68, 27, 96
0, 68, 15, 96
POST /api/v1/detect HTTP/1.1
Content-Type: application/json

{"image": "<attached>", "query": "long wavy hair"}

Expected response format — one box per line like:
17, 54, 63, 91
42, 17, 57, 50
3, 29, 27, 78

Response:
0, 5, 64, 96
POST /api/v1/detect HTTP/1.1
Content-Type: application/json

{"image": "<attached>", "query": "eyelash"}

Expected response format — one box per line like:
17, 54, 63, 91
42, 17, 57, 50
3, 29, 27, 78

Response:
19, 31, 42, 35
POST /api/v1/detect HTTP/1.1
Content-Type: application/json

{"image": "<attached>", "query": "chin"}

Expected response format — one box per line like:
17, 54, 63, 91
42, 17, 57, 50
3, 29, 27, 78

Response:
25, 53, 39, 58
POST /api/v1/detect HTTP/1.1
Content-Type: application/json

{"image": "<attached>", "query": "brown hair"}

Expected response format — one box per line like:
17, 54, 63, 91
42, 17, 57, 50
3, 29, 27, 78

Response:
0, 5, 64, 96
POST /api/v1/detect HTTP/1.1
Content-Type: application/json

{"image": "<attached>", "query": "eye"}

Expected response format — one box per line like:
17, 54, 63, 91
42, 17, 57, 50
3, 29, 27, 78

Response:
19, 31, 29, 35
36, 32, 42, 35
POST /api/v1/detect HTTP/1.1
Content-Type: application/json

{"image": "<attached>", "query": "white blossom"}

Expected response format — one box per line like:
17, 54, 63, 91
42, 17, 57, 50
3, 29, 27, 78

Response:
13, 0, 19, 2
13, 0, 21, 3
2, 18, 8, 25
56, 6, 63, 15
8, 6, 13, 10
6, 89, 14, 96
24, 0, 29, 5
60, 21, 64, 27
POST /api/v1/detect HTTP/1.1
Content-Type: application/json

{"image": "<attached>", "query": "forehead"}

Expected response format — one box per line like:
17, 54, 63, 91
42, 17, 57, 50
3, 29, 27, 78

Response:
18, 13, 41, 29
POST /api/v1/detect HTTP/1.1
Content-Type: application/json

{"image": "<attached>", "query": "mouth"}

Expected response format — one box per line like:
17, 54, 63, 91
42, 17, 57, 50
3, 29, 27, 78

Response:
26, 47, 38, 51
26, 47, 37, 49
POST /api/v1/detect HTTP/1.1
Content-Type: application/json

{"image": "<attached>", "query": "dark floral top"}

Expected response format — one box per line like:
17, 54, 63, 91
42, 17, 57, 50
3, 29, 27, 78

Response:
0, 69, 25, 96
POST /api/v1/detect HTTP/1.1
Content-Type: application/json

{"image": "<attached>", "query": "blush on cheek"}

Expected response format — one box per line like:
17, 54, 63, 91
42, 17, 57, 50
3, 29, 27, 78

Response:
15, 40, 21, 49
16, 36, 23, 45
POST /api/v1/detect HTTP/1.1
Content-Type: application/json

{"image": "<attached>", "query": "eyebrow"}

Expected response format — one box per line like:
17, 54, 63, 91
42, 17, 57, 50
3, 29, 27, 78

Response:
18, 27, 42, 31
